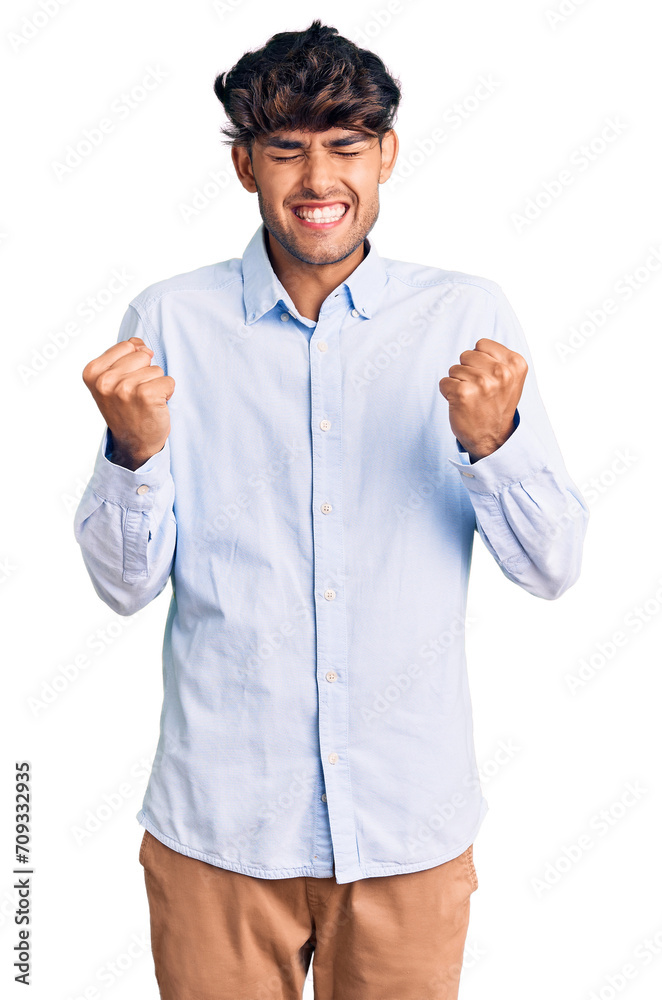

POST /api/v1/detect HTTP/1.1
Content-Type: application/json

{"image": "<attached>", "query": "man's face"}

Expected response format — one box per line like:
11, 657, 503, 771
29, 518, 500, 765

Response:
232, 127, 398, 266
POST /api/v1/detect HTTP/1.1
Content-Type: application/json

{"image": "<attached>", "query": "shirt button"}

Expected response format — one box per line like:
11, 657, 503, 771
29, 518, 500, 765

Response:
321, 793, 327, 802
320, 502, 332, 514
280, 312, 291, 322
324, 589, 336, 601
328, 753, 339, 764
320, 419, 331, 431
136, 485, 150, 495
351, 308, 359, 317
461, 471, 475, 477
325, 671, 337, 682
317, 341, 328, 352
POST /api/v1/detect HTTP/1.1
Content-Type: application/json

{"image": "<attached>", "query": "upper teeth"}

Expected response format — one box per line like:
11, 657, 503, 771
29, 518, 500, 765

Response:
295, 205, 347, 221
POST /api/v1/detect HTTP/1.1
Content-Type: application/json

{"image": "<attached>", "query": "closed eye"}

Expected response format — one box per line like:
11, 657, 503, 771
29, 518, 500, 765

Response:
271, 151, 362, 161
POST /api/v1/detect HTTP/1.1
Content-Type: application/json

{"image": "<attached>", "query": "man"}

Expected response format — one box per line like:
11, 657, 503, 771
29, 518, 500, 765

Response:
74, 19, 589, 1000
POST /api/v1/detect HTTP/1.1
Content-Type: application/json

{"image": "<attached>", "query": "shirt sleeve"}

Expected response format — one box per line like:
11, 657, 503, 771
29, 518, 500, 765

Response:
447, 283, 589, 600
73, 304, 176, 616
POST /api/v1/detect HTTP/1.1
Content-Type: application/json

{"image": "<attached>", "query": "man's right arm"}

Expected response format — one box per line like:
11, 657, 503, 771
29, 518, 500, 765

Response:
73, 304, 177, 616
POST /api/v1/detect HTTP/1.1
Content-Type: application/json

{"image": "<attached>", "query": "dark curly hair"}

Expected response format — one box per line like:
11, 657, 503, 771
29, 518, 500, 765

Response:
212, 20, 402, 154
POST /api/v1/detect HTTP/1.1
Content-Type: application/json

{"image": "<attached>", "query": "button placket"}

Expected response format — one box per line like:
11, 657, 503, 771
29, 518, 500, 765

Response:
309, 312, 357, 874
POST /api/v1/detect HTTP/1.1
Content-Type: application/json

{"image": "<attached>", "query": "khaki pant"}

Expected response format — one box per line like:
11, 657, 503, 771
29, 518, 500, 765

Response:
139, 828, 478, 1000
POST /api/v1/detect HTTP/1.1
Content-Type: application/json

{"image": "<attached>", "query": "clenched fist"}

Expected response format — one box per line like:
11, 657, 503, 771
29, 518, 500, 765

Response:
439, 338, 527, 461
82, 336, 175, 471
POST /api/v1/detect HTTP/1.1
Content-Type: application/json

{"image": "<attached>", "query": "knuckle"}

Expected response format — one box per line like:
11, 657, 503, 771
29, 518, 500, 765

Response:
94, 372, 113, 395
134, 380, 153, 399
115, 380, 133, 402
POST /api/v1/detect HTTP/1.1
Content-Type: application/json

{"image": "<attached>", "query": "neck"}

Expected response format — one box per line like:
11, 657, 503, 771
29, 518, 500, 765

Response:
265, 230, 366, 322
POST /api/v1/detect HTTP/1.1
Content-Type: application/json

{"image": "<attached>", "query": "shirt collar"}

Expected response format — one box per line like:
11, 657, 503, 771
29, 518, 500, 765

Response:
241, 222, 388, 326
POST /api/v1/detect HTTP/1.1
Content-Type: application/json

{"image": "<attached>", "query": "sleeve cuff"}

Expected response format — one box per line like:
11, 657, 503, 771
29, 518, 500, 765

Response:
447, 409, 548, 493
88, 427, 172, 510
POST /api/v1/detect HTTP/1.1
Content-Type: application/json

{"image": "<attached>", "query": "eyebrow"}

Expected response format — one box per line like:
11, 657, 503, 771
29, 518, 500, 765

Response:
263, 132, 374, 150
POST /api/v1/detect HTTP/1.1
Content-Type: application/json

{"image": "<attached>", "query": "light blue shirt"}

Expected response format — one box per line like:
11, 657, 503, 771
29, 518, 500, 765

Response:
74, 223, 589, 884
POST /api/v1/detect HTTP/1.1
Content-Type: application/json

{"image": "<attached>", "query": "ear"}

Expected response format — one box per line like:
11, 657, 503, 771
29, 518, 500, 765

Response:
378, 129, 399, 184
231, 144, 258, 193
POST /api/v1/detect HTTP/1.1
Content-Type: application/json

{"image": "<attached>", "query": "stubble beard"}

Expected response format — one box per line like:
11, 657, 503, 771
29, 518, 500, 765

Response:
255, 183, 380, 266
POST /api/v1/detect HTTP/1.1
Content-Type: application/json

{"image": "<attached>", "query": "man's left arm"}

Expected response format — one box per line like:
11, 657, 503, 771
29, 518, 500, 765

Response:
440, 283, 589, 600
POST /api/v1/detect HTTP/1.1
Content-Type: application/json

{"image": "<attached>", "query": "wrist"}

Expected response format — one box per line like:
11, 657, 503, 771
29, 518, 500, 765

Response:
459, 418, 517, 463
107, 428, 155, 471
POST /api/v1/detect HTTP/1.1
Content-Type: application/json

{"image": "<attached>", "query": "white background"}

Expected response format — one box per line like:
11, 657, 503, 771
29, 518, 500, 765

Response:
2, 1, 661, 997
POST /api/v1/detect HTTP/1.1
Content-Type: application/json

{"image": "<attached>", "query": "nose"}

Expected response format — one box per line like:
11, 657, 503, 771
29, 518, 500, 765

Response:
298, 152, 338, 198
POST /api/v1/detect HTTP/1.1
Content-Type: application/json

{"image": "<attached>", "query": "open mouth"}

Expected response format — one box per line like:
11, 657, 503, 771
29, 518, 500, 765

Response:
290, 203, 350, 229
